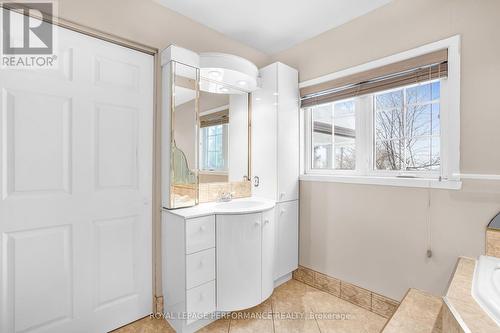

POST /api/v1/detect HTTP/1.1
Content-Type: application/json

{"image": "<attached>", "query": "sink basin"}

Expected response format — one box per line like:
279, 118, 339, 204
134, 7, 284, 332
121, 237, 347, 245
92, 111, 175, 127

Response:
472, 255, 500, 325
215, 199, 275, 213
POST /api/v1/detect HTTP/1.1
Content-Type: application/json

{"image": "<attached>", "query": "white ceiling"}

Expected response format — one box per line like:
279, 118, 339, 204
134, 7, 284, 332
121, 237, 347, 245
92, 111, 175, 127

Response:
155, 0, 392, 54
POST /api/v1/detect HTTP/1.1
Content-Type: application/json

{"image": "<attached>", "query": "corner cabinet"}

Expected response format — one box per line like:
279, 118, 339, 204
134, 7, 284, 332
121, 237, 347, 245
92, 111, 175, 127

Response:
252, 62, 300, 283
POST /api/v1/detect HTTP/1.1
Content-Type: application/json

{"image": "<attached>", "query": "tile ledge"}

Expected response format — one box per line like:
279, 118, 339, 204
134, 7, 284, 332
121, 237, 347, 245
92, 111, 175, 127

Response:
443, 297, 472, 333
381, 288, 442, 333
445, 257, 500, 333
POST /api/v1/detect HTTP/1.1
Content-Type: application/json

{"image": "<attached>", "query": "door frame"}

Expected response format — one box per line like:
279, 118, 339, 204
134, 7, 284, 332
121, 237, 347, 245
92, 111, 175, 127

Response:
1, 3, 163, 314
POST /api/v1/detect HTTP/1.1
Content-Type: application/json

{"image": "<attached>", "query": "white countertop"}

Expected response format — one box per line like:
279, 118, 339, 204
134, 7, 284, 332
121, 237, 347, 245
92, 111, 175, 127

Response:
163, 197, 276, 219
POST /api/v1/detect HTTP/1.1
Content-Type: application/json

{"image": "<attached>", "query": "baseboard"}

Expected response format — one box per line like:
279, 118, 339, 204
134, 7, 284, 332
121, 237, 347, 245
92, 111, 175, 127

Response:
293, 266, 400, 319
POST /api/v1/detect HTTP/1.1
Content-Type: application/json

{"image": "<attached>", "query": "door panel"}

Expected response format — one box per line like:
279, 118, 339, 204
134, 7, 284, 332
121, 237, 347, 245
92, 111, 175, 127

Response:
3, 89, 72, 197
216, 213, 262, 311
94, 103, 138, 190
93, 216, 137, 309
3, 226, 73, 333
0, 9, 153, 333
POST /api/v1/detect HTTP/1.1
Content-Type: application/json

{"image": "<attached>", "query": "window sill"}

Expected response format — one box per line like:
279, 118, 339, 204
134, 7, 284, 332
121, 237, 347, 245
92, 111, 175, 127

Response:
299, 174, 462, 190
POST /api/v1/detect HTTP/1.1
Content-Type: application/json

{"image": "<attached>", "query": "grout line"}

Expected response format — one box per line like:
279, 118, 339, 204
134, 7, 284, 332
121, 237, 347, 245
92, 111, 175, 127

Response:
270, 297, 276, 333
309, 298, 322, 333
314, 316, 322, 333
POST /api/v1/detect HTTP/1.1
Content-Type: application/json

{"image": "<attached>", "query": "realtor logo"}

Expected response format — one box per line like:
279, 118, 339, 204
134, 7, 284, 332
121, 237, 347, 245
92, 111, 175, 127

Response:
1, 1, 57, 68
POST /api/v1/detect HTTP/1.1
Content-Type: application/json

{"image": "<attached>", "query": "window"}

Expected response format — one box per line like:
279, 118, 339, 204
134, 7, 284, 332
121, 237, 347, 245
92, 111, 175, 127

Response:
374, 81, 440, 172
309, 79, 441, 176
301, 37, 461, 188
200, 124, 228, 171
311, 100, 356, 170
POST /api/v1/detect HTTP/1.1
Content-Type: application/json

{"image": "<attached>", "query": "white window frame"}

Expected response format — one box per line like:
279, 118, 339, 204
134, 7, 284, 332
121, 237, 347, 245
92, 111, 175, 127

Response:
369, 80, 441, 179
300, 36, 461, 189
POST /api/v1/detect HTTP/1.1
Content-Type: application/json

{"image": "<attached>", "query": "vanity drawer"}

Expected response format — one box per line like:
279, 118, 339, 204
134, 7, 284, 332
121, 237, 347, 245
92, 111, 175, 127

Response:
186, 248, 215, 289
186, 215, 215, 254
186, 280, 216, 324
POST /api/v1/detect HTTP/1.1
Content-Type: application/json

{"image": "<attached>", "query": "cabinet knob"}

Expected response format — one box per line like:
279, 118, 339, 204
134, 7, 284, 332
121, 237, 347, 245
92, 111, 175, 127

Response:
280, 192, 285, 199
264, 219, 270, 225
280, 209, 286, 215
254, 221, 261, 226
198, 260, 204, 268
199, 225, 206, 232
199, 293, 204, 301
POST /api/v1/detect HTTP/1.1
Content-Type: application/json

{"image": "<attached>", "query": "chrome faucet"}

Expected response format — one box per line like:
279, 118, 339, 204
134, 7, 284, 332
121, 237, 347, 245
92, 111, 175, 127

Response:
217, 191, 233, 202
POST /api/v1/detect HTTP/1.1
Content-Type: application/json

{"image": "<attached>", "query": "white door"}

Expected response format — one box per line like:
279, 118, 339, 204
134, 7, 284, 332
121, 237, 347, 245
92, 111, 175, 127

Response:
0, 10, 154, 333
216, 213, 262, 311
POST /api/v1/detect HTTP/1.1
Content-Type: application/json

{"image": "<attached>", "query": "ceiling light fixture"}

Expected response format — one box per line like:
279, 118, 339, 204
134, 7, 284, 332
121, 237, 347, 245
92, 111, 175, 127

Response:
208, 70, 221, 79
220, 87, 229, 93
237, 80, 248, 86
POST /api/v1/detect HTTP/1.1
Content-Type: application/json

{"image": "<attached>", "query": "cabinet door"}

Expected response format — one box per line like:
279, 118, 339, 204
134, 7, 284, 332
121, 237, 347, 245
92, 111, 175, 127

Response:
262, 209, 275, 300
277, 63, 299, 202
216, 213, 262, 311
251, 64, 278, 200
275, 201, 299, 279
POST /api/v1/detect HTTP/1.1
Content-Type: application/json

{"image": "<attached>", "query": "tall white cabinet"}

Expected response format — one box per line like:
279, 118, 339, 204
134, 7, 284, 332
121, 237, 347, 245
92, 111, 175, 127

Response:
252, 62, 299, 282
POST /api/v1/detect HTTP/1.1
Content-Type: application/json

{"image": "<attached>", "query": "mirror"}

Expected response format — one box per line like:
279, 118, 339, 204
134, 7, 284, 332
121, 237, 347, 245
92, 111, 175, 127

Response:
198, 78, 249, 184
168, 61, 199, 208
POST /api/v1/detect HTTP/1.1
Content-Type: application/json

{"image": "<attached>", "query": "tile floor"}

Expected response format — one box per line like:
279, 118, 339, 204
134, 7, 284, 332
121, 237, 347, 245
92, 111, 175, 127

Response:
112, 279, 387, 333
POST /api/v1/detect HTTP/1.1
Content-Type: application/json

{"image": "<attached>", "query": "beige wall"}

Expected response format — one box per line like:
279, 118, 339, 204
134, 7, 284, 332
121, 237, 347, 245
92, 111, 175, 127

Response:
275, 0, 500, 300
57, 0, 269, 66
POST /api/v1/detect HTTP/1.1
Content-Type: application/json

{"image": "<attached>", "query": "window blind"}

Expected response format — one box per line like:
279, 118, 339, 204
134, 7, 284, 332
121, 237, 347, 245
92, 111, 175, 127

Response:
300, 49, 448, 108
200, 109, 229, 128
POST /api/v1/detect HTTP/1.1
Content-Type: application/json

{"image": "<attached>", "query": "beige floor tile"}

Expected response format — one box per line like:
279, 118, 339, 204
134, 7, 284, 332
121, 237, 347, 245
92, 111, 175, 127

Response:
272, 280, 322, 333
197, 318, 230, 333
271, 280, 320, 333
272, 279, 323, 312
111, 317, 175, 333
228, 299, 274, 333
273, 316, 321, 333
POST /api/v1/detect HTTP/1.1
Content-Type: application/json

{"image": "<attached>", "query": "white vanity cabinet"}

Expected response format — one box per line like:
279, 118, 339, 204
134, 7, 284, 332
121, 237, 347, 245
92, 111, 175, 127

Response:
216, 209, 275, 311
162, 212, 217, 333
252, 62, 299, 284
162, 199, 276, 333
